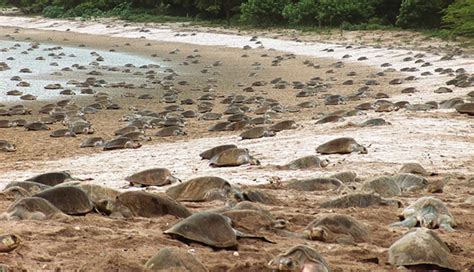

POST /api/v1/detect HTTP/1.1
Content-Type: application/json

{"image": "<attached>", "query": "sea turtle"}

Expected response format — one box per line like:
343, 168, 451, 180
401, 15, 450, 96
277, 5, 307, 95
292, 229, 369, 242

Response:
4, 181, 50, 194
209, 148, 260, 167
73, 183, 120, 209
455, 103, 474, 115
155, 126, 186, 137
114, 126, 140, 136
80, 137, 105, 148
125, 168, 180, 187
108, 191, 191, 218
50, 129, 76, 138
25, 171, 78, 186
390, 196, 455, 231
166, 176, 233, 202
394, 173, 428, 193
144, 247, 207, 272
121, 131, 152, 142
4, 196, 64, 220
268, 245, 330, 272
1, 186, 30, 199
0, 234, 20, 253
269, 120, 298, 132
361, 176, 401, 197
388, 228, 456, 271
316, 137, 367, 154
221, 208, 274, 234
360, 118, 390, 127
277, 155, 329, 170
399, 163, 430, 176
164, 212, 239, 248
240, 127, 275, 140
25, 121, 49, 131
330, 171, 357, 183
320, 193, 401, 209
239, 189, 281, 205
286, 178, 344, 192
0, 120, 17, 128
0, 140, 15, 152
199, 144, 237, 160
103, 137, 141, 151
304, 214, 370, 244
33, 186, 94, 215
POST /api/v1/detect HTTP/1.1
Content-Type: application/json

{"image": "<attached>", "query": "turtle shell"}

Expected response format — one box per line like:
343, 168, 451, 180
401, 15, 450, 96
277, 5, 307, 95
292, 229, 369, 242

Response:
280, 155, 328, 170
26, 171, 73, 186
164, 212, 237, 248
388, 228, 456, 271
320, 193, 400, 209
286, 178, 343, 192
199, 144, 237, 160
361, 176, 401, 197
316, 137, 366, 154
268, 245, 330, 272
240, 127, 266, 139
34, 186, 93, 215
5, 181, 51, 194
269, 120, 297, 132
166, 176, 231, 202
145, 247, 207, 272
6, 196, 63, 219
209, 148, 257, 167
116, 191, 191, 218
305, 213, 370, 243
125, 168, 179, 186
80, 137, 104, 148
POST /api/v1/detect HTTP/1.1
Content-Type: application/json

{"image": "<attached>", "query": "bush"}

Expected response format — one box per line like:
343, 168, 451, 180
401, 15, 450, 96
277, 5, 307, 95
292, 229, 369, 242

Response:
396, 0, 454, 29
283, 0, 319, 25
442, 0, 474, 37
316, 0, 376, 26
240, 0, 290, 26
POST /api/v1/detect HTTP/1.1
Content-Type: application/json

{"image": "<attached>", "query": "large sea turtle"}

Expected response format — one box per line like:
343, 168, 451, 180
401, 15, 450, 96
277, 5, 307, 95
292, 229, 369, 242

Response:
80, 137, 105, 148
26, 171, 78, 186
286, 178, 344, 192
316, 137, 367, 154
304, 214, 370, 244
199, 144, 237, 160
0, 140, 16, 152
103, 137, 141, 151
33, 186, 94, 215
388, 228, 456, 271
277, 155, 329, 170
144, 247, 207, 272
240, 127, 275, 140
390, 196, 455, 231
268, 245, 330, 272
125, 168, 180, 187
361, 176, 401, 197
4, 181, 50, 194
166, 176, 233, 202
320, 193, 401, 209
4, 196, 64, 220
209, 148, 260, 167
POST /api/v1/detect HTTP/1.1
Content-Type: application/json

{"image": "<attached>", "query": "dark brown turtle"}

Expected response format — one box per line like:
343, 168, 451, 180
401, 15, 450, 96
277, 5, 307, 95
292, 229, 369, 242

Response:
277, 155, 329, 170
109, 191, 191, 218
316, 137, 367, 154
455, 103, 474, 115
103, 137, 141, 151
239, 189, 281, 205
269, 120, 298, 132
4, 197, 64, 220
125, 168, 180, 187
144, 247, 207, 272
4, 181, 51, 194
268, 245, 330, 272
33, 186, 94, 215
320, 193, 400, 209
166, 176, 232, 202
164, 212, 238, 248
25, 121, 49, 131
199, 144, 237, 160
304, 214, 370, 244
155, 126, 186, 137
286, 178, 343, 192
388, 228, 456, 271
26, 171, 78, 186
80, 137, 105, 148
399, 162, 430, 176
209, 148, 260, 167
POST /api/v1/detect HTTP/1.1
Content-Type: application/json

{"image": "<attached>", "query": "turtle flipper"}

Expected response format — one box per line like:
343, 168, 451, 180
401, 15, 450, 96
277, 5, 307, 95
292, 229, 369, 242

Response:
440, 222, 455, 232
390, 217, 417, 228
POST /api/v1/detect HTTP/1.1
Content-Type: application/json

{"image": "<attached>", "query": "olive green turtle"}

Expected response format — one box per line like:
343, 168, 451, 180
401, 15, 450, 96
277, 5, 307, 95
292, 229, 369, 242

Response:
155, 126, 186, 137
399, 163, 430, 176
304, 214, 370, 244
144, 247, 207, 272
80, 137, 105, 148
26, 171, 78, 186
25, 121, 49, 131
390, 196, 455, 232
108, 191, 191, 218
114, 126, 140, 136
239, 189, 281, 206
50, 129, 76, 138
320, 193, 401, 209
361, 176, 401, 197
1, 186, 30, 199
360, 118, 390, 127
74, 183, 120, 209
394, 173, 428, 193
125, 168, 180, 187
240, 126, 275, 140
121, 131, 152, 142
268, 245, 330, 272
316, 137, 367, 154
277, 155, 329, 170
269, 120, 298, 132
4, 181, 51, 194
33, 186, 94, 215
209, 148, 260, 167
221, 208, 274, 234
103, 137, 141, 151
166, 176, 232, 202
4, 196, 64, 220
330, 171, 357, 183
388, 228, 456, 271
286, 178, 344, 192
199, 144, 237, 160
0, 140, 16, 152
455, 103, 474, 115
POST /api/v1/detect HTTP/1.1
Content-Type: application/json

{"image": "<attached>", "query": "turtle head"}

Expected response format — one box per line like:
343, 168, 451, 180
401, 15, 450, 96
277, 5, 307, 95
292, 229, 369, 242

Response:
421, 206, 438, 229
320, 159, 330, 168
268, 256, 300, 271
358, 145, 368, 154
5, 144, 16, 152
250, 157, 261, 166
305, 226, 329, 241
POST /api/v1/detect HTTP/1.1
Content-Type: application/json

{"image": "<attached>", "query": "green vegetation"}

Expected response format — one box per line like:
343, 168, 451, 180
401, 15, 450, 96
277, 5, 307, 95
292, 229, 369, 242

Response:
4, 0, 474, 38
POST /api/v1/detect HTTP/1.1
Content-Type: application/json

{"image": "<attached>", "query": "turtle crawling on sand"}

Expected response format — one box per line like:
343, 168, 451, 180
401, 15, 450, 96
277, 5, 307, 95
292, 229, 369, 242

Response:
0, 140, 16, 152
209, 148, 260, 167
26, 171, 78, 186
388, 228, 456, 271
145, 247, 207, 272
4, 196, 64, 220
316, 137, 367, 154
277, 155, 329, 170
268, 245, 330, 272
103, 137, 141, 151
33, 186, 94, 215
166, 176, 233, 202
199, 144, 237, 159
390, 196, 455, 231
125, 168, 180, 187
304, 214, 370, 244
240, 126, 275, 140
80, 137, 105, 148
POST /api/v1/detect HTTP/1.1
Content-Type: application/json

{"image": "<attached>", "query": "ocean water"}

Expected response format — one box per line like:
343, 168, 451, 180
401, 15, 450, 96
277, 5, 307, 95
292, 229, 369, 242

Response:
0, 40, 159, 102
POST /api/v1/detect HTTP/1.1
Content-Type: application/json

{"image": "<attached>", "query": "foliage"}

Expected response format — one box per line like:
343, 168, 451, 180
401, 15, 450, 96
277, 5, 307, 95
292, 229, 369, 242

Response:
240, 0, 290, 26
396, 0, 454, 29
283, 0, 319, 25
316, 0, 376, 26
442, 0, 474, 37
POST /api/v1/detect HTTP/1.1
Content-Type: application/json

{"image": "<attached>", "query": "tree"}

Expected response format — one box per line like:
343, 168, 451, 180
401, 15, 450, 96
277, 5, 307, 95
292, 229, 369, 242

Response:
195, 0, 242, 25
240, 0, 291, 26
442, 0, 474, 37
396, 0, 454, 29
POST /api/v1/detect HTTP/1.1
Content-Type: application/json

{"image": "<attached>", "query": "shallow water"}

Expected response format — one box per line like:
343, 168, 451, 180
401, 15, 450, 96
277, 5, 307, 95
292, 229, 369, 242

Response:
0, 40, 159, 102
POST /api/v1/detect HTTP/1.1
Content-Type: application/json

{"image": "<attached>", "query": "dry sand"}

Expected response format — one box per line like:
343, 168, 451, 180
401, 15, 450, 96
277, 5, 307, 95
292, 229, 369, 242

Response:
0, 17, 472, 271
